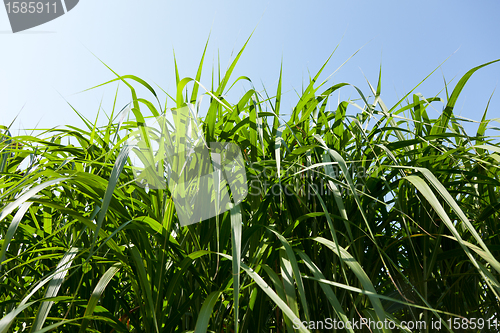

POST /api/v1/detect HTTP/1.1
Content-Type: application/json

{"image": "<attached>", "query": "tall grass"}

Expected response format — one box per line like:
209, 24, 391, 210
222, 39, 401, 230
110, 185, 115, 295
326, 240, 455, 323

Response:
1, 40, 500, 332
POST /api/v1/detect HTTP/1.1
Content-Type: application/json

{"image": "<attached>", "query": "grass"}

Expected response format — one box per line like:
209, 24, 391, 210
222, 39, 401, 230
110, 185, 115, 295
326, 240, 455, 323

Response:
1, 38, 500, 332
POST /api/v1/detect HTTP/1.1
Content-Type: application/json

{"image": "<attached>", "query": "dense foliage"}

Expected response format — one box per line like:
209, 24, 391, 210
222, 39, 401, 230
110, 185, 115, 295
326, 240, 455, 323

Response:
1, 40, 500, 332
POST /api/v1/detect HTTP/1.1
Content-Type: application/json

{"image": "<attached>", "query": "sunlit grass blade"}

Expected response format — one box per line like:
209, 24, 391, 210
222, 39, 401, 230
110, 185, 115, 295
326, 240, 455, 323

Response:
30, 247, 79, 332
0, 178, 68, 223
230, 204, 242, 333
0, 201, 33, 266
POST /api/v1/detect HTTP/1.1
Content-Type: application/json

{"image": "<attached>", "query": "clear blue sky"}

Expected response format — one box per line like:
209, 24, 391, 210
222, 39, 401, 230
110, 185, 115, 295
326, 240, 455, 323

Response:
1, 0, 499, 136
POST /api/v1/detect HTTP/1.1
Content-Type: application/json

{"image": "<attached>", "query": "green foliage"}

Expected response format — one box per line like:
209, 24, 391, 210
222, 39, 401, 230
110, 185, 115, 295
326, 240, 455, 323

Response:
1, 40, 500, 332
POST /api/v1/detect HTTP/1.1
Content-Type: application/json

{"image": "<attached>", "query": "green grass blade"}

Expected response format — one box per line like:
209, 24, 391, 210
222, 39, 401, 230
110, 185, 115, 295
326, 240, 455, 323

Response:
239, 261, 310, 333
194, 291, 222, 333
279, 249, 299, 332
0, 302, 36, 333
405, 174, 500, 297
92, 145, 131, 250
312, 237, 389, 331
417, 167, 496, 260
0, 201, 33, 265
297, 251, 355, 333
431, 59, 500, 135
230, 204, 242, 333
0, 178, 68, 223
31, 247, 79, 332
130, 246, 159, 333
215, 249, 311, 333
191, 36, 209, 103
266, 228, 310, 321
78, 263, 121, 333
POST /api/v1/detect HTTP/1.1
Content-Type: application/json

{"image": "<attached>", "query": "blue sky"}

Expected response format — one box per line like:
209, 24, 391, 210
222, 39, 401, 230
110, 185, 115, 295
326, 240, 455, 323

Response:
1, 0, 499, 136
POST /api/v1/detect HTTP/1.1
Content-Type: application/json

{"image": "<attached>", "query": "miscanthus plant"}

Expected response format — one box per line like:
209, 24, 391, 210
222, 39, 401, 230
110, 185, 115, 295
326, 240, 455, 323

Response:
1, 37, 500, 332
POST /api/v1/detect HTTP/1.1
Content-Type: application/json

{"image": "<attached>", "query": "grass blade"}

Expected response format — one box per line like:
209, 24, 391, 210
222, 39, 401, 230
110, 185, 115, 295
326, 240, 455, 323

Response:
78, 263, 121, 333
31, 247, 80, 332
